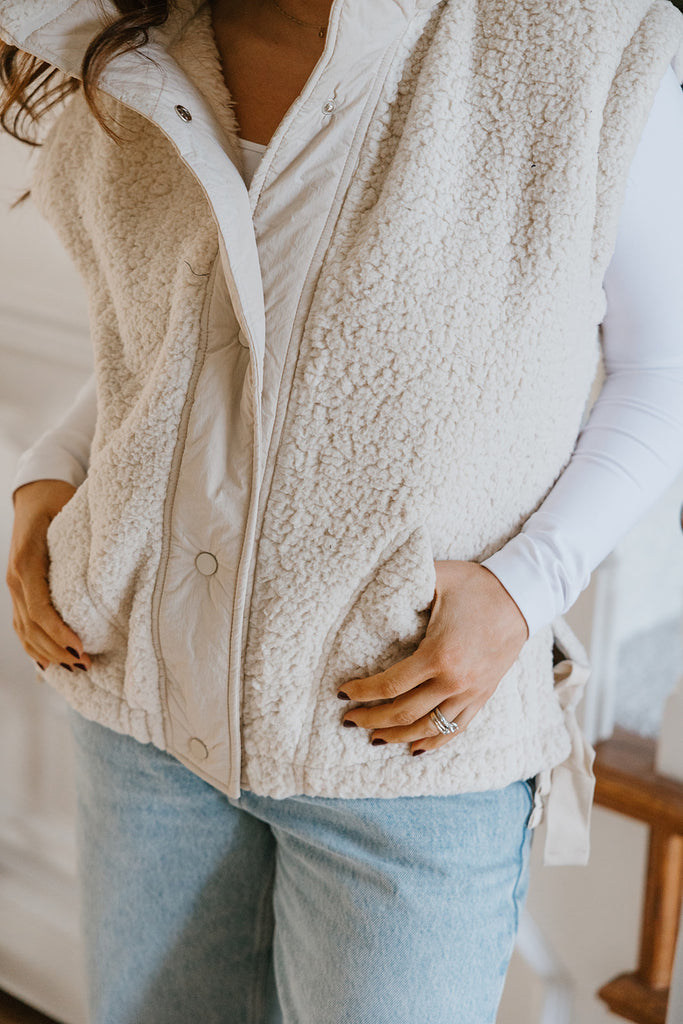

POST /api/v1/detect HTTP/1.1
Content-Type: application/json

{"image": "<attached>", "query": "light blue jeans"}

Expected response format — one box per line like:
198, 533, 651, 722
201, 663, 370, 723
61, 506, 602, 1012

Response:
67, 707, 535, 1024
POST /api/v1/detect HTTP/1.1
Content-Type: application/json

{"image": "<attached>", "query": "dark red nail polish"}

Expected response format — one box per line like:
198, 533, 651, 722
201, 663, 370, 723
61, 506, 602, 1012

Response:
342, 719, 357, 728
66, 646, 81, 659
75, 663, 87, 671
371, 737, 386, 746
337, 690, 350, 700
35, 660, 45, 671
412, 748, 425, 756
60, 662, 73, 672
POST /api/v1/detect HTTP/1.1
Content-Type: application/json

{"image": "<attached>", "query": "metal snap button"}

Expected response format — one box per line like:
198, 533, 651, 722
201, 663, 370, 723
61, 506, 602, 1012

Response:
322, 100, 336, 114
175, 104, 192, 122
195, 551, 218, 576
188, 737, 209, 760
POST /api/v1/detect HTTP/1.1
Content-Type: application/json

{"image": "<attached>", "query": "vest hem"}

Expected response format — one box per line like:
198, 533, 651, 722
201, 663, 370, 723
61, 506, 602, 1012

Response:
239, 721, 572, 800
45, 675, 158, 747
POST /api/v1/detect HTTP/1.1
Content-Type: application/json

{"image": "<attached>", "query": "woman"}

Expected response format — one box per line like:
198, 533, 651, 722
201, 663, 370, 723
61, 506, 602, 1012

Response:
3, 0, 683, 1021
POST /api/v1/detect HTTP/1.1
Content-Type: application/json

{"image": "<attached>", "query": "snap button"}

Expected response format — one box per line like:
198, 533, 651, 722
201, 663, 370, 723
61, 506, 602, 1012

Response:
188, 737, 209, 760
174, 104, 192, 122
195, 551, 218, 576
322, 100, 336, 114
237, 329, 248, 348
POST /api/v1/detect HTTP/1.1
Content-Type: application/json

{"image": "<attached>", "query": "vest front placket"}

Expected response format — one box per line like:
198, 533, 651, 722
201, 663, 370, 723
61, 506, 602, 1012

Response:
97, 48, 269, 796
108, 0, 433, 796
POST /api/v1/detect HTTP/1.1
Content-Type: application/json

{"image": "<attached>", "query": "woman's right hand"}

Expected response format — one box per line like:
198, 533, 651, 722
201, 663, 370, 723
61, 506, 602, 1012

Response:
6, 479, 92, 672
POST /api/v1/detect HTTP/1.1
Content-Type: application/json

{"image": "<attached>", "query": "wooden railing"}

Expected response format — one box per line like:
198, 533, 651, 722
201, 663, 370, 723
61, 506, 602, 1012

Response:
594, 728, 683, 1024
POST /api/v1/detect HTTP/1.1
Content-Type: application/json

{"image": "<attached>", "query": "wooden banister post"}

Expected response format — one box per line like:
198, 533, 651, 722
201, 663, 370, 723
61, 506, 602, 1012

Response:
637, 830, 683, 991
593, 728, 683, 1024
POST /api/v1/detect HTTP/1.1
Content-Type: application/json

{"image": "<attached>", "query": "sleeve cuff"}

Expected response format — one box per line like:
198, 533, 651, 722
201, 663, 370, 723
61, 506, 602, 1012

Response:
481, 534, 567, 638
12, 447, 88, 499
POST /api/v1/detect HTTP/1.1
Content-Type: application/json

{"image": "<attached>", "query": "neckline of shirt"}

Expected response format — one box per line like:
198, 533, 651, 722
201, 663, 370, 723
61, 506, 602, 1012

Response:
237, 137, 268, 153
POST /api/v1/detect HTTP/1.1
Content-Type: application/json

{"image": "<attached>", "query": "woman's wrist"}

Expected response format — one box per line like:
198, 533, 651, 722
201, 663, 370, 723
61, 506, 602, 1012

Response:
480, 538, 555, 639
12, 477, 77, 514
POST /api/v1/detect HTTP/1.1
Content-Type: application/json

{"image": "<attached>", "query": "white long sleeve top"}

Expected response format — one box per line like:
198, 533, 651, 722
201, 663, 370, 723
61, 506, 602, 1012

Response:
12, 63, 683, 638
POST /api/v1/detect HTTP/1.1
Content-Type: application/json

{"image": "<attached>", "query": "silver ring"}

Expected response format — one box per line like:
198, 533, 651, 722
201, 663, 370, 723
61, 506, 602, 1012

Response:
429, 705, 460, 736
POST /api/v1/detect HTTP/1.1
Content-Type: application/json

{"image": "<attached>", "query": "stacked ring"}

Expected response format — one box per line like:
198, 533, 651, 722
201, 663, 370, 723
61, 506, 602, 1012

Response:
429, 705, 461, 735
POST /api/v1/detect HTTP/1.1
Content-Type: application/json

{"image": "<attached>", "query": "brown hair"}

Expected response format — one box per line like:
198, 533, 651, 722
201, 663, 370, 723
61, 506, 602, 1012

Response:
0, 1, 173, 206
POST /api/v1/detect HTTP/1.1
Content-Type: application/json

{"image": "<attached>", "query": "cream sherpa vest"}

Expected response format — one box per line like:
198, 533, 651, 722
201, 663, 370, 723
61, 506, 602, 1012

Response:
6, 0, 683, 864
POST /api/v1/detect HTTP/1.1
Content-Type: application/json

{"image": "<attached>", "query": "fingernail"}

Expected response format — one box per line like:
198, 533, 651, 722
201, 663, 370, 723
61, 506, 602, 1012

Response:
35, 660, 46, 671
75, 663, 88, 671
337, 690, 350, 700
342, 719, 357, 728
60, 662, 73, 672
66, 646, 81, 659
412, 748, 425, 756
371, 737, 386, 746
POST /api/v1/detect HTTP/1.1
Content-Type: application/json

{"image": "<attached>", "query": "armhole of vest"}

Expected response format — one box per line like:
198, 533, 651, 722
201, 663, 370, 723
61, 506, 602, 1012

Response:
590, 0, 683, 287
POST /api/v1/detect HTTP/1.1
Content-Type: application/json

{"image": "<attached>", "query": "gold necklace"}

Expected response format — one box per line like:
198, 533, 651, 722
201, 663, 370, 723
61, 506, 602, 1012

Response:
269, 0, 327, 38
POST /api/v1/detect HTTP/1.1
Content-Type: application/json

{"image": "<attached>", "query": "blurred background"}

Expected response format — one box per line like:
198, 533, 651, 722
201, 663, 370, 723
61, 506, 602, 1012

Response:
1, 53, 683, 1024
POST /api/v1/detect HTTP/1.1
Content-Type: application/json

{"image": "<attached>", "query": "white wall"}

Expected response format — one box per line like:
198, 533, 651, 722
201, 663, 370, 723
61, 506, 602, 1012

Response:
0, 130, 91, 1023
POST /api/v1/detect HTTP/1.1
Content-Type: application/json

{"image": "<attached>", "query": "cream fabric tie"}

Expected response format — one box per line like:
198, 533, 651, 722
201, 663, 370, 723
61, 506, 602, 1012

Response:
528, 620, 596, 867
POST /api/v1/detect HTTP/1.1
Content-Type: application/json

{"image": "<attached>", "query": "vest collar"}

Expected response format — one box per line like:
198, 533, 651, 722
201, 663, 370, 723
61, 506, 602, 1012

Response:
0, 0, 442, 79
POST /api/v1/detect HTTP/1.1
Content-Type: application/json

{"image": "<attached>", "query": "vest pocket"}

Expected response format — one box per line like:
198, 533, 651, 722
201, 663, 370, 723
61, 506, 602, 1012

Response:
46, 478, 126, 658
304, 522, 437, 764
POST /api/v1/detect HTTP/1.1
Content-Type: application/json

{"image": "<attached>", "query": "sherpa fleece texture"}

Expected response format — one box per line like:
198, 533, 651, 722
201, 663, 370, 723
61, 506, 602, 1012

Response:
5, 1, 683, 820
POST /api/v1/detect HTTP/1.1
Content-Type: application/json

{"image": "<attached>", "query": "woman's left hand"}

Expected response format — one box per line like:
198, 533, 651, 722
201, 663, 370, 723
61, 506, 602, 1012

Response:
338, 560, 530, 755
